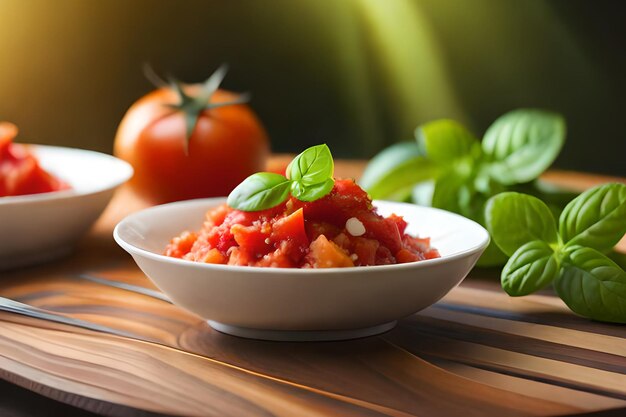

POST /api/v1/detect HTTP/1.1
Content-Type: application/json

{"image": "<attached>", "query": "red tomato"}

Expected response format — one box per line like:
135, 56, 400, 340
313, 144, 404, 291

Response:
292, 179, 372, 227
271, 208, 309, 259
358, 212, 402, 254
231, 224, 271, 257
114, 72, 269, 204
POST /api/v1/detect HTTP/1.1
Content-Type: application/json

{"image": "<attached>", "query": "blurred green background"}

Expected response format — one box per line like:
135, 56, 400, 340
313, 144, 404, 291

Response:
0, 0, 624, 175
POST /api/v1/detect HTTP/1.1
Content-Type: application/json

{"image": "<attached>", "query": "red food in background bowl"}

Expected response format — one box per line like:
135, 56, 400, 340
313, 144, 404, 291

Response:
0, 122, 70, 197
0, 127, 132, 270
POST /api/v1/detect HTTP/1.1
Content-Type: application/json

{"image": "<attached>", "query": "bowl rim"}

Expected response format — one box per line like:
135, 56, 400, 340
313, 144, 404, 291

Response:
0, 144, 133, 206
114, 198, 491, 275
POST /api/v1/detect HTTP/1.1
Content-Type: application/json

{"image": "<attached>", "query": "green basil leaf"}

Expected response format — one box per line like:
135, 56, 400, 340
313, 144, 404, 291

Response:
382, 187, 415, 203
559, 183, 626, 252
411, 180, 435, 206
287, 144, 334, 185
416, 119, 480, 164
555, 246, 626, 323
227, 173, 291, 211
431, 170, 473, 215
485, 192, 558, 257
474, 167, 508, 197
360, 142, 436, 199
291, 178, 334, 202
429, 171, 507, 266
501, 240, 559, 296
483, 109, 565, 185
360, 142, 422, 186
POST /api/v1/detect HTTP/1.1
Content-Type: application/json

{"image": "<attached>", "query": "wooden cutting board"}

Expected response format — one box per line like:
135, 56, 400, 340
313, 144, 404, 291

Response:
0, 161, 625, 417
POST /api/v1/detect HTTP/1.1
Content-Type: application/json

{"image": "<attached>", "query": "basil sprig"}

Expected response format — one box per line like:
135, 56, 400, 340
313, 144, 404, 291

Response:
360, 108, 571, 266
485, 183, 626, 323
228, 144, 335, 211
226, 173, 291, 212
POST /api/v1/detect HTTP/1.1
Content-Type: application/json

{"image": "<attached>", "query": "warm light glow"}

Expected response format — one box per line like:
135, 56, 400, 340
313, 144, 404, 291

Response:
356, 0, 466, 131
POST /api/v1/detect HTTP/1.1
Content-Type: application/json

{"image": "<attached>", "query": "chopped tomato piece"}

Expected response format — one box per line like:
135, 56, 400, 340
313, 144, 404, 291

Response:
396, 249, 423, 264
231, 224, 271, 258
403, 235, 431, 253
375, 246, 395, 265
359, 212, 402, 254
291, 179, 371, 227
165, 231, 198, 258
257, 244, 296, 268
204, 205, 229, 228
388, 214, 408, 235
271, 208, 309, 260
228, 247, 251, 266
271, 208, 308, 247
306, 221, 341, 242
199, 248, 227, 264
332, 232, 351, 251
306, 235, 354, 268
215, 225, 237, 253
352, 237, 379, 266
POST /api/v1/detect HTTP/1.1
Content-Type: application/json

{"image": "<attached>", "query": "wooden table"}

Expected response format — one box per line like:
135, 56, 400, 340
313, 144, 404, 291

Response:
1, 160, 625, 417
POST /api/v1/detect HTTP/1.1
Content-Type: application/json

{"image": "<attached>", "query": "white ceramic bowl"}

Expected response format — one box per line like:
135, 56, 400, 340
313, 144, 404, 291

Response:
115, 198, 489, 341
0, 145, 133, 270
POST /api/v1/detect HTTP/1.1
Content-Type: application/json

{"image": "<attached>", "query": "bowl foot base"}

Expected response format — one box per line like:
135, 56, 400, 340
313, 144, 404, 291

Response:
208, 320, 397, 342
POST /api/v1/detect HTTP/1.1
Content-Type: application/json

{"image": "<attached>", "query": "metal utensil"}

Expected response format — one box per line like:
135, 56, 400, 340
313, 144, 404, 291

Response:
77, 273, 172, 303
0, 295, 137, 338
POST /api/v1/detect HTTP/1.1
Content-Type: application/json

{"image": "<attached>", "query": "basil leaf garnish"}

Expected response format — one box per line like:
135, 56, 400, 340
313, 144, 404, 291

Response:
228, 144, 336, 211
227, 173, 291, 211
291, 178, 335, 202
287, 144, 334, 185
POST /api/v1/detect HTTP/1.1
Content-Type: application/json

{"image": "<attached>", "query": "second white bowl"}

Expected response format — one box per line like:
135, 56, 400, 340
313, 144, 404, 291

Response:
0, 145, 133, 270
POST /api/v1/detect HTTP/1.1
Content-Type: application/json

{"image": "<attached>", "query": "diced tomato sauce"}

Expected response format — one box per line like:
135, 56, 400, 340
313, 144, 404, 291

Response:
165, 179, 440, 268
0, 122, 70, 197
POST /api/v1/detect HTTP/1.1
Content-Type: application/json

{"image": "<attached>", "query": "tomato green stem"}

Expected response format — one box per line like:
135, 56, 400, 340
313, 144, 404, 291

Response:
146, 64, 251, 154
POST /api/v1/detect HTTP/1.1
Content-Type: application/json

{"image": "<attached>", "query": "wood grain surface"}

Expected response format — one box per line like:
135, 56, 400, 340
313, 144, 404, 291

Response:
0, 159, 625, 417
